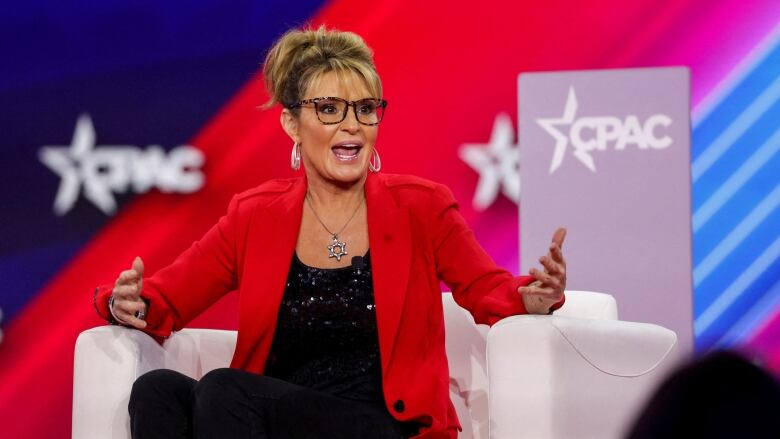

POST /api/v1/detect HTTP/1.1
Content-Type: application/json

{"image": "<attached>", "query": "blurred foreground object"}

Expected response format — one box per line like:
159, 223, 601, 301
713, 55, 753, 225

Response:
627, 350, 780, 438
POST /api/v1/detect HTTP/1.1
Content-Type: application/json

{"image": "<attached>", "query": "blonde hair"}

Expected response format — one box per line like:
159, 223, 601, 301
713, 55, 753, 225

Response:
262, 26, 382, 111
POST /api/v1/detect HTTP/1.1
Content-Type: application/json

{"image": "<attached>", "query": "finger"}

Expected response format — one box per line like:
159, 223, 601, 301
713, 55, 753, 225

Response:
112, 284, 140, 300
539, 255, 564, 275
117, 299, 146, 315
549, 243, 568, 268
523, 282, 564, 300
551, 227, 567, 249
133, 301, 148, 318
118, 312, 147, 329
133, 257, 145, 277
114, 298, 145, 315
116, 269, 139, 285
520, 284, 559, 299
529, 268, 562, 290
132, 257, 145, 292
132, 257, 144, 275
114, 302, 147, 329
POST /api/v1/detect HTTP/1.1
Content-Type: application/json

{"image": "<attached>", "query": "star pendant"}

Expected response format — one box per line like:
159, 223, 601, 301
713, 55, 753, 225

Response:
327, 235, 348, 261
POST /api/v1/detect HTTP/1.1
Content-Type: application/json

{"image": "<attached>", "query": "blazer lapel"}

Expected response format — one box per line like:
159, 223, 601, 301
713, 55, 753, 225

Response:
366, 173, 412, 372
238, 177, 305, 369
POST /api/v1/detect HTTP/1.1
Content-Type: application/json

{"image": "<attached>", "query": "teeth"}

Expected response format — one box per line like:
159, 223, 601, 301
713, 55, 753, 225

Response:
334, 147, 360, 160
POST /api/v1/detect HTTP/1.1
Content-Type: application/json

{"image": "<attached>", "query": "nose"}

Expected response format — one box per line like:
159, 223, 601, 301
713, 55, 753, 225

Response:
340, 104, 360, 134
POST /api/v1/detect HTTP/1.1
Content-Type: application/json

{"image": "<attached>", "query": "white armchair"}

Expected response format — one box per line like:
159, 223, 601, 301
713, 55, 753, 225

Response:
73, 291, 678, 439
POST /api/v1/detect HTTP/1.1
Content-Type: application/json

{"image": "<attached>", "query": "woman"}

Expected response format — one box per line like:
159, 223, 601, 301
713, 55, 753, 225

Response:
93, 26, 567, 439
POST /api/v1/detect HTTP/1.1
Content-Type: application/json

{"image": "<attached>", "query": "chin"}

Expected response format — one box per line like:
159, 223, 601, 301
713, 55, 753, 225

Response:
327, 166, 368, 185
325, 158, 368, 179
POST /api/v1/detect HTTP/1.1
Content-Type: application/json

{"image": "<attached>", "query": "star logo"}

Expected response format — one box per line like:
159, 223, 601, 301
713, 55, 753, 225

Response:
39, 114, 109, 215
535, 86, 596, 173
535, 87, 674, 173
39, 114, 205, 216
459, 113, 520, 210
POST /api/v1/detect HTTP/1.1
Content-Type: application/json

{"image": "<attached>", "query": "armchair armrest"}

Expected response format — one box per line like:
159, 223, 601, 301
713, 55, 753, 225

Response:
487, 315, 678, 439
554, 290, 619, 320
72, 326, 236, 439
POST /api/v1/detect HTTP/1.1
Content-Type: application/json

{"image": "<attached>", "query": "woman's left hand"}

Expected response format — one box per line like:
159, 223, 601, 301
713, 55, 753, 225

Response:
519, 227, 567, 314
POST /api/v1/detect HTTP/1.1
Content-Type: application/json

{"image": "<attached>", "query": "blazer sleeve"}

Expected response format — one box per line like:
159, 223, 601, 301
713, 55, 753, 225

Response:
429, 184, 563, 325
94, 195, 241, 340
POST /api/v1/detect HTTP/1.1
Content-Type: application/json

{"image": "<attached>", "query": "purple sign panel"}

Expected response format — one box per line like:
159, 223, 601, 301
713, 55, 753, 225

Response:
519, 67, 693, 354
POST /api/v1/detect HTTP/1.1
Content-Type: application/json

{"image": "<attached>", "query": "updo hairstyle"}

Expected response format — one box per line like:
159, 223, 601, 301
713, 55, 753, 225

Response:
262, 26, 382, 112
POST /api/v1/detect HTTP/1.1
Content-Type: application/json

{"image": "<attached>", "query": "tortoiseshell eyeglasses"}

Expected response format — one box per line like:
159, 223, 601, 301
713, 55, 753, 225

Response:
291, 97, 388, 126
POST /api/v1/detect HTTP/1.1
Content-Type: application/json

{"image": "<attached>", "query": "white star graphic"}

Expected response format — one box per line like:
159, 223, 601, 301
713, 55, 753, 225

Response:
459, 113, 520, 211
536, 86, 595, 173
38, 114, 120, 215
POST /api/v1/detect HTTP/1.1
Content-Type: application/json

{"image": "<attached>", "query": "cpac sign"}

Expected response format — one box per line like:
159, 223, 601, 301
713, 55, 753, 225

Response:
537, 87, 673, 173
39, 114, 205, 216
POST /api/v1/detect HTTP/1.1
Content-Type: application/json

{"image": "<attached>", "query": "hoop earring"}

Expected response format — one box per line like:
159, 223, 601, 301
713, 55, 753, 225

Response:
291, 142, 301, 171
369, 148, 381, 173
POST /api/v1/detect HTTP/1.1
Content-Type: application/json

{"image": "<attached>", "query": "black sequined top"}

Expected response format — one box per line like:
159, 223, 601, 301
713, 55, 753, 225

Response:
264, 251, 384, 403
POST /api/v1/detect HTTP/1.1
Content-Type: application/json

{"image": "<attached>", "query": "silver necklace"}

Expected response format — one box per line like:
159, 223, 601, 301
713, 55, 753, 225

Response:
305, 193, 363, 262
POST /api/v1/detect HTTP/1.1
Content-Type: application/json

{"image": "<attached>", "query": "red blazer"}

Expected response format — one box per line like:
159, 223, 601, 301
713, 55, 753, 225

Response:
96, 173, 560, 438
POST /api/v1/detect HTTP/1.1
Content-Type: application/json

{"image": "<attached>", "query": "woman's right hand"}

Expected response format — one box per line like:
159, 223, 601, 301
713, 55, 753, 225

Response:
110, 257, 148, 329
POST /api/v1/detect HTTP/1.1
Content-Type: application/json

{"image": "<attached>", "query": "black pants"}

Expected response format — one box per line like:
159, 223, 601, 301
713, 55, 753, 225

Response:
128, 368, 415, 439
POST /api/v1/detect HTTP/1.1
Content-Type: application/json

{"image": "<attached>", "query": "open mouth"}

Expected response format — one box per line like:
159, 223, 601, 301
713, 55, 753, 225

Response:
331, 141, 363, 162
